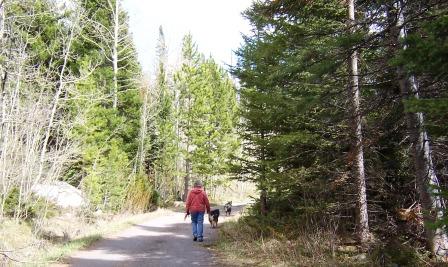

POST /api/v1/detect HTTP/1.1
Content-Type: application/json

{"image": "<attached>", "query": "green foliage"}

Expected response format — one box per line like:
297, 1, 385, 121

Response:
82, 141, 130, 212
152, 26, 179, 201
395, 14, 448, 81
233, 0, 347, 204
233, 0, 447, 261
395, 14, 448, 138
62, 0, 143, 212
370, 240, 424, 266
3, 188, 59, 220
175, 34, 239, 185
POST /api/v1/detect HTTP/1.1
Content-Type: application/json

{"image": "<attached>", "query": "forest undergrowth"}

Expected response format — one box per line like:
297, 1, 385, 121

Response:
217, 202, 431, 267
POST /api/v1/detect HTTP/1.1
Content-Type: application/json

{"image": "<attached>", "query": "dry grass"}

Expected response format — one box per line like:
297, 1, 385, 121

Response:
215, 215, 372, 267
209, 181, 257, 204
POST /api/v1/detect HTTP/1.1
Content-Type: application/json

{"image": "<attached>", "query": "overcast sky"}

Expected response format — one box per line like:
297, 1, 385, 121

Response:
122, 0, 254, 75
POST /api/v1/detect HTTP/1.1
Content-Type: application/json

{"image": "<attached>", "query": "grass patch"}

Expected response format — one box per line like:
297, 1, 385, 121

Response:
215, 214, 362, 267
40, 234, 102, 264
215, 212, 432, 267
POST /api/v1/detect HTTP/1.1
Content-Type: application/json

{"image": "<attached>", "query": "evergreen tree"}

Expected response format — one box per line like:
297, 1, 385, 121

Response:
67, 0, 142, 212
153, 26, 178, 201
175, 34, 239, 199
175, 33, 202, 200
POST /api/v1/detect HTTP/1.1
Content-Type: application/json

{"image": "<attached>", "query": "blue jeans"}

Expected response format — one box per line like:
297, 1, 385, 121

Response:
190, 212, 204, 238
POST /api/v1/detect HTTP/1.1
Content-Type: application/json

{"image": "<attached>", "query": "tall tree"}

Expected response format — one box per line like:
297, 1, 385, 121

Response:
69, 0, 142, 211
82, 0, 135, 109
153, 26, 178, 201
175, 34, 202, 200
175, 34, 238, 200
347, 0, 370, 246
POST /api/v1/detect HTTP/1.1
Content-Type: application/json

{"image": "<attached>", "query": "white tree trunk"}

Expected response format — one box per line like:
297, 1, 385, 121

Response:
0, 0, 4, 40
112, 0, 119, 109
347, 0, 370, 246
0, 0, 6, 126
396, 2, 448, 259
136, 79, 149, 173
34, 12, 78, 187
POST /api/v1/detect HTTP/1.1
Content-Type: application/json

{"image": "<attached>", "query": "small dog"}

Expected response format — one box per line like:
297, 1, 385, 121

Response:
224, 201, 232, 216
209, 209, 220, 228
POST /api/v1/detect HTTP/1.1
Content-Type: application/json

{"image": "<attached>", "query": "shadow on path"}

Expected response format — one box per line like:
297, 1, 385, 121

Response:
66, 204, 247, 267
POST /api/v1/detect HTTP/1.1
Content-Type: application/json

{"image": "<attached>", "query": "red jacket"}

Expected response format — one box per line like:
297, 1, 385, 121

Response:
186, 187, 210, 214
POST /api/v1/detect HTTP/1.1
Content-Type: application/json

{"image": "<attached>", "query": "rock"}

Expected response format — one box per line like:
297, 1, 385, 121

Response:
32, 181, 87, 209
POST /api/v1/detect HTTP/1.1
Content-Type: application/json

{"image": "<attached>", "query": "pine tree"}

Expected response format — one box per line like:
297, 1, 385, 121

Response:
175, 34, 239, 199
68, 0, 142, 211
153, 26, 178, 201
175, 33, 202, 200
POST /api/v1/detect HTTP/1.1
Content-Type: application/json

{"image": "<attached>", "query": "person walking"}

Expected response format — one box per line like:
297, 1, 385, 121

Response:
185, 180, 210, 242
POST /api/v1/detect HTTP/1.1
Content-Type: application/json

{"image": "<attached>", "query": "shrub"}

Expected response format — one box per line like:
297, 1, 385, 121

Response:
124, 173, 158, 213
3, 187, 58, 220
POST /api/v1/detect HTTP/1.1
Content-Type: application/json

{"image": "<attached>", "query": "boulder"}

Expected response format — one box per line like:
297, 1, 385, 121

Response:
32, 181, 87, 209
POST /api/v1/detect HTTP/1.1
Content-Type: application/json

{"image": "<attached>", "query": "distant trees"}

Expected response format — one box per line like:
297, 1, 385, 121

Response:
174, 34, 238, 200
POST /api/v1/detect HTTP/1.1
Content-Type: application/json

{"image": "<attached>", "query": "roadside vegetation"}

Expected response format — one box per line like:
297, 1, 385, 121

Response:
224, 0, 448, 265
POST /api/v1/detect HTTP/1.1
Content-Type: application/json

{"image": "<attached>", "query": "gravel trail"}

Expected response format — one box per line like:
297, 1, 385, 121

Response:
65, 204, 244, 267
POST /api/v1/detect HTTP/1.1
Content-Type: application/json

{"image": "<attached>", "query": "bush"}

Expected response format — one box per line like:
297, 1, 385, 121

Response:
82, 142, 131, 212
218, 211, 341, 266
124, 173, 158, 213
3, 187, 59, 220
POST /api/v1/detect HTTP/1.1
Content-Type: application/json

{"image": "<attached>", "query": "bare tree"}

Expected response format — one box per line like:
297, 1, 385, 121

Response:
0, 1, 89, 219
34, 6, 82, 188
84, 0, 136, 109
134, 76, 160, 174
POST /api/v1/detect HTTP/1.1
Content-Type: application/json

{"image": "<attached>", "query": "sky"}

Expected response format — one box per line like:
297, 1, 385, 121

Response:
122, 0, 254, 75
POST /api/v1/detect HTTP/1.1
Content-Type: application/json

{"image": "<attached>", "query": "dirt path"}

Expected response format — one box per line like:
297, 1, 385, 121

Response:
65, 204, 244, 267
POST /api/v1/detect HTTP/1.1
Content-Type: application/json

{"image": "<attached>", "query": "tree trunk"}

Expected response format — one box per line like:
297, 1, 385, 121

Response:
396, 2, 448, 259
136, 80, 149, 174
183, 158, 190, 201
347, 0, 370, 246
112, 0, 119, 109
0, 0, 7, 128
35, 11, 77, 187
260, 189, 267, 216
0, 0, 4, 41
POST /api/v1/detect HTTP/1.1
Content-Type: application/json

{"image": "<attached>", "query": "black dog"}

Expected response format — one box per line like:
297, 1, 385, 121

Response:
224, 201, 232, 216
209, 209, 220, 228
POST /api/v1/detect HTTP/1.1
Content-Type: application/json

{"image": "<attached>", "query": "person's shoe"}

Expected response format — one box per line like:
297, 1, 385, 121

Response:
193, 236, 197, 241
198, 237, 203, 242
